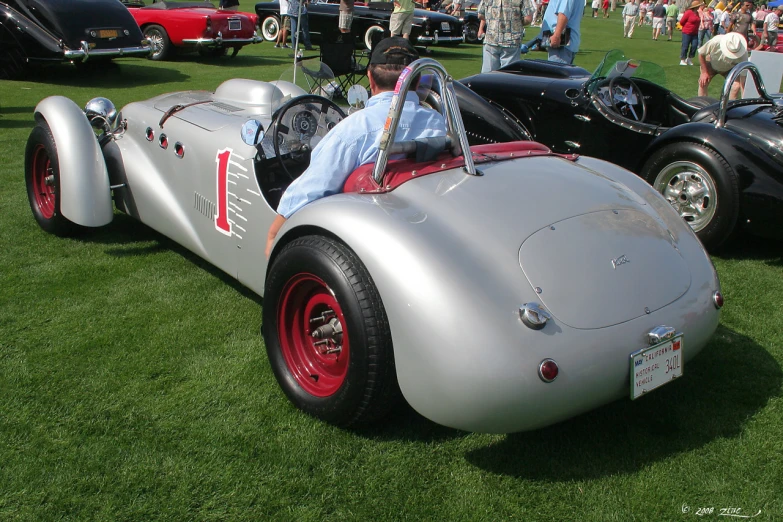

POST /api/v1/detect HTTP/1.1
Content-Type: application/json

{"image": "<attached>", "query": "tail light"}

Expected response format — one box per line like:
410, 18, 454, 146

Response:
538, 359, 559, 383
206, 16, 212, 33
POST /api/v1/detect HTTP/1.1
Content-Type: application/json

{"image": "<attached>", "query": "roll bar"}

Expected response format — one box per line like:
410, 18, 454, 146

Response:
717, 61, 775, 129
372, 58, 479, 185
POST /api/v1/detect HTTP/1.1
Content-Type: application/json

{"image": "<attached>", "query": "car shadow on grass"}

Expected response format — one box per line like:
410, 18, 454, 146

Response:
715, 236, 783, 268
464, 326, 780, 480
74, 213, 265, 305
20, 61, 189, 88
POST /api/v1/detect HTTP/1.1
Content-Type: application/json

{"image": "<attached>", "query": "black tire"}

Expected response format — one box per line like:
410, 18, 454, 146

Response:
464, 21, 480, 44
143, 24, 172, 61
24, 121, 81, 236
0, 44, 26, 80
687, 96, 719, 108
263, 235, 399, 426
641, 142, 739, 251
261, 16, 281, 42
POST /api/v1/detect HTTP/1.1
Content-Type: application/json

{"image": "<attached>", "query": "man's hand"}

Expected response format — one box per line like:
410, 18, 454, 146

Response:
699, 71, 710, 88
266, 214, 288, 258
549, 32, 561, 48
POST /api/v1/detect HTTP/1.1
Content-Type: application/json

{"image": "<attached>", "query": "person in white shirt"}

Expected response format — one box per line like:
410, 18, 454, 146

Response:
698, 32, 748, 99
763, 6, 781, 46
622, 0, 639, 37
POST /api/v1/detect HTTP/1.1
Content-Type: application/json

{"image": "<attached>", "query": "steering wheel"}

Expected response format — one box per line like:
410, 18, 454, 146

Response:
607, 76, 647, 123
271, 95, 346, 180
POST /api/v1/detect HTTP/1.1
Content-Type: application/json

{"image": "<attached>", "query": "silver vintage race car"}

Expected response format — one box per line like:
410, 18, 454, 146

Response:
25, 59, 722, 433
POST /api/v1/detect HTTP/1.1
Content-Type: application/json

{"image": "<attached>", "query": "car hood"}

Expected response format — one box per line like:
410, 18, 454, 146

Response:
24, 0, 144, 48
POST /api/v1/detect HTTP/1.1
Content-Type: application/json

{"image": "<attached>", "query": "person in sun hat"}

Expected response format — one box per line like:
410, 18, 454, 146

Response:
679, 0, 704, 65
697, 31, 749, 98
265, 37, 448, 255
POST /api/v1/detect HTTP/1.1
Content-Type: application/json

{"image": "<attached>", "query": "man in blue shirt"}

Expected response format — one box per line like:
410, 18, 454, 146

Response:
541, 0, 583, 64
265, 37, 448, 257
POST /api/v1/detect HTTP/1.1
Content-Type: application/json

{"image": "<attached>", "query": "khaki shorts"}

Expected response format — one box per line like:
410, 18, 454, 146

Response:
390, 11, 414, 36
282, 15, 292, 30
652, 17, 664, 29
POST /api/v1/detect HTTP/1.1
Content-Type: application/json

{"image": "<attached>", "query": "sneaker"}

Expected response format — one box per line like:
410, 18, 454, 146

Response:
686, 58, 693, 65
281, 43, 291, 49
679, 60, 688, 65
274, 43, 280, 48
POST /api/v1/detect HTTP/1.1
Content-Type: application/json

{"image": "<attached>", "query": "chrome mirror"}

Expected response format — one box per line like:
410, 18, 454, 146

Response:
241, 119, 265, 146
346, 84, 369, 113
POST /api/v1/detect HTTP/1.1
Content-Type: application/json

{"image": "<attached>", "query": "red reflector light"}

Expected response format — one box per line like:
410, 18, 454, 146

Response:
713, 291, 724, 309
538, 359, 559, 383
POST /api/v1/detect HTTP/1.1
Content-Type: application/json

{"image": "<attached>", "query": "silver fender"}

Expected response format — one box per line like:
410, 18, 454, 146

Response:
34, 96, 113, 227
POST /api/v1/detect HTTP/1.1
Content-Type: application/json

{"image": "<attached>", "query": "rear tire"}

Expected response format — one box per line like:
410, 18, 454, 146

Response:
198, 46, 228, 58
143, 24, 172, 61
261, 16, 281, 42
263, 235, 399, 426
25, 121, 81, 236
641, 142, 739, 251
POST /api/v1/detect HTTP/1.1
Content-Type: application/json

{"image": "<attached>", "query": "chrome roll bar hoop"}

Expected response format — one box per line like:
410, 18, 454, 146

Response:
372, 58, 478, 185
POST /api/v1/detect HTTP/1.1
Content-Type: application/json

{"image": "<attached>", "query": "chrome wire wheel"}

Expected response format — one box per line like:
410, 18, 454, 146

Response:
653, 161, 718, 233
147, 32, 164, 57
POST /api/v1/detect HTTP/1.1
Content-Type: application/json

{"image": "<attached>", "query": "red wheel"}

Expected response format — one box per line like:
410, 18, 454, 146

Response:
278, 273, 350, 397
263, 235, 399, 426
25, 121, 80, 236
30, 143, 55, 220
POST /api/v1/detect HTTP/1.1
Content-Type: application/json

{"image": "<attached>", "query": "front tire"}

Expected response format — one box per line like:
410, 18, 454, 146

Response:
143, 24, 172, 61
261, 16, 281, 42
641, 142, 739, 250
25, 121, 81, 236
263, 236, 399, 427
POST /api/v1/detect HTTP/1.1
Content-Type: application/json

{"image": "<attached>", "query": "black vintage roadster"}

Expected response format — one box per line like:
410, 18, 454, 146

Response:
0, 0, 150, 78
461, 50, 783, 251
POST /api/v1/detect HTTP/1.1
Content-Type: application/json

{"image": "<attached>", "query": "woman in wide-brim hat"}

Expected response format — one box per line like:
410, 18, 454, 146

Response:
689, 0, 705, 9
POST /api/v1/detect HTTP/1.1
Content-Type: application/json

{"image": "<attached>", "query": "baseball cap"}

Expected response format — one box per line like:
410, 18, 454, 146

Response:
369, 36, 419, 65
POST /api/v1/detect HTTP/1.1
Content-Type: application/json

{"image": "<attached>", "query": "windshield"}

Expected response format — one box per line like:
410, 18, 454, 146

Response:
588, 49, 667, 93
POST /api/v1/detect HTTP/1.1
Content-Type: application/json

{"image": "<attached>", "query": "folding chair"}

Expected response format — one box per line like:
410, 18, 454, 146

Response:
318, 40, 368, 98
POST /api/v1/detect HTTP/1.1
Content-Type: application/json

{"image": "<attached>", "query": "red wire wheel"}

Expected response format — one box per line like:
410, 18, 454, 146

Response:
263, 235, 399, 427
277, 273, 350, 397
25, 121, 79, 236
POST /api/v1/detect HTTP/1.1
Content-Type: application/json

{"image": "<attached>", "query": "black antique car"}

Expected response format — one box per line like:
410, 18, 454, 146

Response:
461, 50, 783, 251
255, 0, 463, 49
0, 0, 150, 78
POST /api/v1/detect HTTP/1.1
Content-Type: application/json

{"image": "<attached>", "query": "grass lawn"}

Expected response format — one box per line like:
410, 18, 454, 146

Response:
1, 5, 782, 520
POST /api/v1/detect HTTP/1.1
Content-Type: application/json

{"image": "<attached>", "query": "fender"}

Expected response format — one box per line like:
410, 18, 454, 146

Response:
640, 122, 759, 179
0, 3, 63, 57
34, 96, 113, 227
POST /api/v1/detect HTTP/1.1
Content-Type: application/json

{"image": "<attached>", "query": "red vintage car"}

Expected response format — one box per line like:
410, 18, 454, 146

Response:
123, 0, 262, 60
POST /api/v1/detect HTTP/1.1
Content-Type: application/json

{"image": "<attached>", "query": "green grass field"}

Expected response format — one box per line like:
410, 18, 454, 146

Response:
1, 6, 782, 520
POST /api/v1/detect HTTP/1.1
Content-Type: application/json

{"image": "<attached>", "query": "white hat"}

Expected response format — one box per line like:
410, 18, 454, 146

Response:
720, 32, 747, 61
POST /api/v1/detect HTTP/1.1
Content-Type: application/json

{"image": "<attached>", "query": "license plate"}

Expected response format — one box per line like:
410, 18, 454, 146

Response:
98, 29, 119, 38
441, 21, 451, 32
630, 335, 683, 399
228, 19, 242, 31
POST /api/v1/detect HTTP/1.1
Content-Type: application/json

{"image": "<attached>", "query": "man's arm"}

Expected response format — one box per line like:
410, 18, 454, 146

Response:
266, 214, 287, 258
549, 12, 568, 47
698, 52, 710, 88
